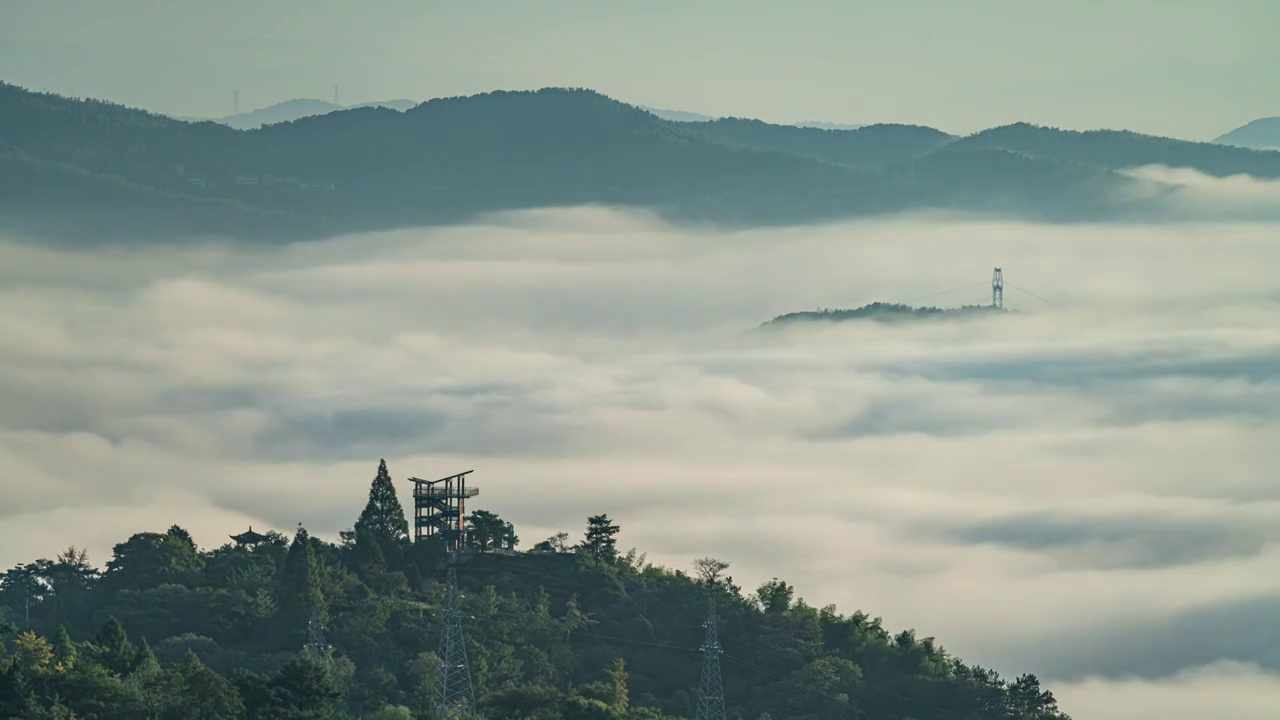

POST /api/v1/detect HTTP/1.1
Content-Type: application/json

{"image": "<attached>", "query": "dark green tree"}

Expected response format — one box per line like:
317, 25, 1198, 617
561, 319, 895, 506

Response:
276, 526, 324, 646
267, 656, 343, 719
756, 579, 795, 614
174, 649, 244, 720
167, 525, 197, 552
583, 514, 620, 562
102, 531, 205, 593
466, 510, 509, 553
134, 637, 159, 673
51, 625, 78, 669
93, 615, 135, 675
607, 658, 629, 714
0, 662, 36, 719
354, 459, 409, 548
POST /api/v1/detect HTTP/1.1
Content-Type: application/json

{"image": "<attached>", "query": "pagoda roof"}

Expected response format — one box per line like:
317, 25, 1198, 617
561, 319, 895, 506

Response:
230, 526, 270, 544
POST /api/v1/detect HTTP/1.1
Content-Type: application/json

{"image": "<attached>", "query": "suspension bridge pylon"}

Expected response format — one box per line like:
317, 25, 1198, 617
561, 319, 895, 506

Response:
992, 267, 1004, 310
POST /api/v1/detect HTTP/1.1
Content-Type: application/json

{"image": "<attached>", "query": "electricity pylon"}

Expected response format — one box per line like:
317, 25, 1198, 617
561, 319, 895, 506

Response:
305, 602, 330, 663
434, 567, 476, 719
697, 597, 727, 720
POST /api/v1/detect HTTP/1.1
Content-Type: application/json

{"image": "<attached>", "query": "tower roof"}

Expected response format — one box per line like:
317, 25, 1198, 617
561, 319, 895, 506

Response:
230, 526, 269, 545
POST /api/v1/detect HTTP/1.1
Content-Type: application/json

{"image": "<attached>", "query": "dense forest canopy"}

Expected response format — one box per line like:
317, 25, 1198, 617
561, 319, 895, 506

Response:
0, 459, 1071, 719
4, 81, 1280, 243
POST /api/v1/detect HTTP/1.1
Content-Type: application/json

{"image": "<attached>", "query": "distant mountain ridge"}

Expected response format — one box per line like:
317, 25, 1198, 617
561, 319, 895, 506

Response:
1214, 117, 1280, 151
639, 105, 716, 123
191, 97, 420, 130
4, 81, 1280, 243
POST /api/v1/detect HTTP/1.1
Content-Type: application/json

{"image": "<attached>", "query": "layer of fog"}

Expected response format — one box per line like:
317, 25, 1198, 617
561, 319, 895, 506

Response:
2, 203, 1279, 719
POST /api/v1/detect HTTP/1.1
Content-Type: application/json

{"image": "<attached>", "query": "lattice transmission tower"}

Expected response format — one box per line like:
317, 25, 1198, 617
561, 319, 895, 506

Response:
992, 267, 1004, 309
305, 603, 330, 663
434, 567, 476, 719
696, 598, 727, 720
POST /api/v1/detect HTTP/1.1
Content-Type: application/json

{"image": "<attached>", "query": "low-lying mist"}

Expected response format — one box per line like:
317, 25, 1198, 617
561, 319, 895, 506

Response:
2, 203, 1278, 719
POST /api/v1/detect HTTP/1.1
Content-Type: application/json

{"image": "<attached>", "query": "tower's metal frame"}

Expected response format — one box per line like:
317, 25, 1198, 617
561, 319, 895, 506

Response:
992, 267, 1004, 310
434, 567, 476, 719
305, 603, 330, 663
409, 471, 478, 551
696, 598, 727, 720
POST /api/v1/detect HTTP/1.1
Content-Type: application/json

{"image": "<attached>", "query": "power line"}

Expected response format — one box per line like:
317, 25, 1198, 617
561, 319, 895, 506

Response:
1004, 282, 1065, 308
903, 281, 989, 305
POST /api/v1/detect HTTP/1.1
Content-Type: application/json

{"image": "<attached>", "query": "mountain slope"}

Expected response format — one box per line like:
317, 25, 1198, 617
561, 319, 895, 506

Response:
198, 97, 420, 130
955, 122, 1280, 177
7, 82, 1280, 242
1214, 117, 1280, 151
678, 117, 955, 167
0, 141, 332, 243
0, 83, 907, 236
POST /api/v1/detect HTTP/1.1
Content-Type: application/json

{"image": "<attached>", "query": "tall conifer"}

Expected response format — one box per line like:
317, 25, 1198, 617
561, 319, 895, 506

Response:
354, 459, 409, 546
277, 526, 324, 645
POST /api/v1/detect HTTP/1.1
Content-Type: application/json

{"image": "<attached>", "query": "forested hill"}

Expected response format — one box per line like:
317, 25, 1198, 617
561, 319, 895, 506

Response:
675, 118, 955, 167
6, 81, 1279, 243
0, 460, 1071, 720
760, 302, 1004, 328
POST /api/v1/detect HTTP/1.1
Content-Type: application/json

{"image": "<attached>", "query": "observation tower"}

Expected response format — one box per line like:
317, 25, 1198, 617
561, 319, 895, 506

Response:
408, 471, 478, 551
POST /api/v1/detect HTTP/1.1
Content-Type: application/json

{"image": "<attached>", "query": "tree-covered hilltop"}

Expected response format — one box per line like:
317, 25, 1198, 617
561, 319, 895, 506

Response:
760, 302, 1005, 328
675, 118, 955, 168
0, 461, 1068, 719
1214, 117, 1280, 151
953, 122, 1280, 178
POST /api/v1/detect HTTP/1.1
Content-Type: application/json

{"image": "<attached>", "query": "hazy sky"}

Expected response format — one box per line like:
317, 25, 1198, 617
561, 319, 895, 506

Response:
2, 0, 1276, 139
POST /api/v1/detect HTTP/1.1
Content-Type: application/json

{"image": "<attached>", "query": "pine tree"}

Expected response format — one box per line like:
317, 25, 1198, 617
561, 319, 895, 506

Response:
178, 649, 244, 719
134, 637, 159, 674
583, 514, 620, 562
94, 615, 134, 675
51, 625, 77, 670
277, 526, 324, 646
354, 459, 409, 544
354, 459, 410, 568
608, 658, 629, 713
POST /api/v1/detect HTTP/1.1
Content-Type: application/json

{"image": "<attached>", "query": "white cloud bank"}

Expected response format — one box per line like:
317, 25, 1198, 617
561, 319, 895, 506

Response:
1055, 662, 1280, 720
2, 208, 1279, 718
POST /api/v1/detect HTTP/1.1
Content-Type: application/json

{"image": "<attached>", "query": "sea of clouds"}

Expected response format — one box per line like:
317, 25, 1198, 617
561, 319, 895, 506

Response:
2, 203, 1279, 718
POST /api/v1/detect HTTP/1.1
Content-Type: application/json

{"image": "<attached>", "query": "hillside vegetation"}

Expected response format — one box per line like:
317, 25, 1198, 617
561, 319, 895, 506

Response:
0, 460, 1070, 719
5, 81, 1280, 242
